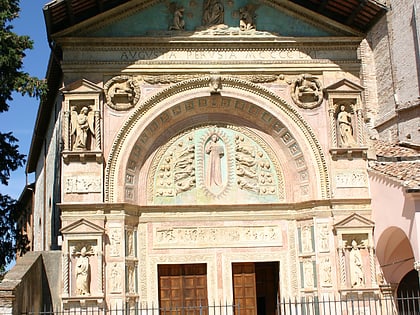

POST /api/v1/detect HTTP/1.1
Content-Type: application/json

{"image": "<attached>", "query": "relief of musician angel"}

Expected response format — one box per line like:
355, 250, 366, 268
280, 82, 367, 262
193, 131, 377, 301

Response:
71, 105, 95, 151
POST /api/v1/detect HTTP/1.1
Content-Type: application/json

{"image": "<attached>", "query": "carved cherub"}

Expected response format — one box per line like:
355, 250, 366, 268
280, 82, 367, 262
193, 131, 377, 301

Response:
71, 105, 95, 151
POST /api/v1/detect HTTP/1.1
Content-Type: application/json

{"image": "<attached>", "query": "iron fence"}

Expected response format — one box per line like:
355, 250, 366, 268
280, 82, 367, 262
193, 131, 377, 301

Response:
21, 294, 420, 315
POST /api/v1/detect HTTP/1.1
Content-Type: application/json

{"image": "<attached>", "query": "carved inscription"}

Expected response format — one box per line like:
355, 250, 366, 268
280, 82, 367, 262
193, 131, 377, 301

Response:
154, 226, 282, 248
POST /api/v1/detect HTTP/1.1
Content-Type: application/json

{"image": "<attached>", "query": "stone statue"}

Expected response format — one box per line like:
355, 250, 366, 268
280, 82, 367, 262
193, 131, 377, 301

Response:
349, 240, 364, 288
202, 0, 224, 27
337, 105, 357, 147
169, 4, 185, 30
75, 247, 91, 295
71, 106, 94, 151
205, 134, 224, 187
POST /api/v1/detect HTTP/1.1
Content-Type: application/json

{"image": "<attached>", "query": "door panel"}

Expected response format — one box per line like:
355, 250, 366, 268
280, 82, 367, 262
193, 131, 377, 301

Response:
158, 264, 208, 315
233, 263, 257, 315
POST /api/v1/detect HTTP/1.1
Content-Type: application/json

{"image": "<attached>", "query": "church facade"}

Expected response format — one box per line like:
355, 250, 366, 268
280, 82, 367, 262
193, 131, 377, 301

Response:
3, 0, 420, 314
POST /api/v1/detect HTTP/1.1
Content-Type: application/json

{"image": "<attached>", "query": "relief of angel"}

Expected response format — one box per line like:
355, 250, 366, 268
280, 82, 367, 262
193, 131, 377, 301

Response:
71, 106, 95, 151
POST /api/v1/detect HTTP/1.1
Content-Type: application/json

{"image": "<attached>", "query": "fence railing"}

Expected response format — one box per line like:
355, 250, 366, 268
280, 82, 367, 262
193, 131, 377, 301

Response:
22, 294, 420, 315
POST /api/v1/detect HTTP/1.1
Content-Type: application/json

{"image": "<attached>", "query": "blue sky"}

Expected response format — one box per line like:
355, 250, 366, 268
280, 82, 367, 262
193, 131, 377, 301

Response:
0, 0, 50, 199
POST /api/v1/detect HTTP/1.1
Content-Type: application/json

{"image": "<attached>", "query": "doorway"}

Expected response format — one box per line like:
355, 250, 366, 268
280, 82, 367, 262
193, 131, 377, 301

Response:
232, 262, 279, 315
158, 264, 208, 315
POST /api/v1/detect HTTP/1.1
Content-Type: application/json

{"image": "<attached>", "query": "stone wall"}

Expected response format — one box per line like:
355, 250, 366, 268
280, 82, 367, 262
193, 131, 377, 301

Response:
367, 0, 420, 144
0, 252, 50, 314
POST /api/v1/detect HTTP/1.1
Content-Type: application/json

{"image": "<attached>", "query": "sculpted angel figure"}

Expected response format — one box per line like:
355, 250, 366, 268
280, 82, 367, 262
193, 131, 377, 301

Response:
71, 106, 95, 151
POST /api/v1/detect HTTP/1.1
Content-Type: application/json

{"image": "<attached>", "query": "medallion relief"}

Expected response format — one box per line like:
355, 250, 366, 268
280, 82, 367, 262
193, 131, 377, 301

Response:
104, 76, 141, 111
289, 74, 323, 109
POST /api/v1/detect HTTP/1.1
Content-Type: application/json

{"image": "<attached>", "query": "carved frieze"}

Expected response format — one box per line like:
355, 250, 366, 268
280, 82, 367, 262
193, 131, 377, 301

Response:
104, 75, 140, 111
154, 225, 282, 248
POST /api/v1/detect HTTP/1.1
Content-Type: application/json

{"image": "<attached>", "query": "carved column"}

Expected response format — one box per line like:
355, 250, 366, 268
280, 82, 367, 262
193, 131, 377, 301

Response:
356, 108, 363, 145
64, 111, 71, 151
94, 110, 101, 151
338, 242, 346, 287
62, 253, 69, 297
369, 244, 376, 286
328, 108, 337, 147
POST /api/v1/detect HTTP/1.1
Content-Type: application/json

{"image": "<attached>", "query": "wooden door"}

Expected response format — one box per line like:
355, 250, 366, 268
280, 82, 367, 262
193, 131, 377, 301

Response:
232, 263, 257, 315
159, 264, 208, 315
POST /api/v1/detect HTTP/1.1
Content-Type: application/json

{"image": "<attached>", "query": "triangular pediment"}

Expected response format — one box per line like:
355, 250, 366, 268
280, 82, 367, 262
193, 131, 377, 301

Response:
325, 79, 364, 93
334, 213, 374, 230
60, 219, 105, 234
52, 0, 363, 38
61, 79, 103, 94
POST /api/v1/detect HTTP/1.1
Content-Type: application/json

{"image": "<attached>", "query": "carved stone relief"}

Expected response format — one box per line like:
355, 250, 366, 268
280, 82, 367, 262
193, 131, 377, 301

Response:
299, 225, 314, 254
290, 74, 323, 109
64, 175, 101, 194
104, 76, 140, 111
202, 0, 224, 27
151, 126, 283, 203
301, 260, 315, 289
335, 170, 368, 188
110, 263, 123, 293
154, 225, 282, 248
109, 227, 122, 257
320, 257, 333, 287
317, 223, 330, 253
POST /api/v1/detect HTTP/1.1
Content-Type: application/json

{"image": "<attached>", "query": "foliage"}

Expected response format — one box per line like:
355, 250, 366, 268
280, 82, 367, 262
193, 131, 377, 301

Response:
0, 0, 46, 270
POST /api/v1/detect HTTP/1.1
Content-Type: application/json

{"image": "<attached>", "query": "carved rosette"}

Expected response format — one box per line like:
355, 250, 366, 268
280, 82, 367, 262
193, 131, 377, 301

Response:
290, 74, 323, 109
104, 76, 140, 111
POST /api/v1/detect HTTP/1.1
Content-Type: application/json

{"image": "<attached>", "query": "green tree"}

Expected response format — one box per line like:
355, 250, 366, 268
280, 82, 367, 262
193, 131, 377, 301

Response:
0, 0, 45, 273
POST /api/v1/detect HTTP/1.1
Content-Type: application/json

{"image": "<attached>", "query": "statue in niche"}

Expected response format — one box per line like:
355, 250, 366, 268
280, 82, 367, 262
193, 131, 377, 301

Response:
239, 5, 256, 31
169, 3, 185, 30
71, 106, 94, 151
349, 240, 364, 288
290, 74, 322, 109
337, 105, 357, 147
202, 0, 224, 27
74, 246, 93, 296
205, 134, 225, 187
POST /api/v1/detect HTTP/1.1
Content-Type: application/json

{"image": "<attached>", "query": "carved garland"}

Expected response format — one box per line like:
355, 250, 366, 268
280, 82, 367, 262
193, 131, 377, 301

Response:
105, 76, 330, 202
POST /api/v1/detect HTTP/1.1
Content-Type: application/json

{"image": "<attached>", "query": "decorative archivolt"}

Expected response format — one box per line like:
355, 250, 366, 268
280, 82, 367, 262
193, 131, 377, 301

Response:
104, 76, 330, 203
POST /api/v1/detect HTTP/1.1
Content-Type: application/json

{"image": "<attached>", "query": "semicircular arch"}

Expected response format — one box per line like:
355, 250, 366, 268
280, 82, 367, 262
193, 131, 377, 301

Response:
105, 76, 330, 204
376, 226, 415, 284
